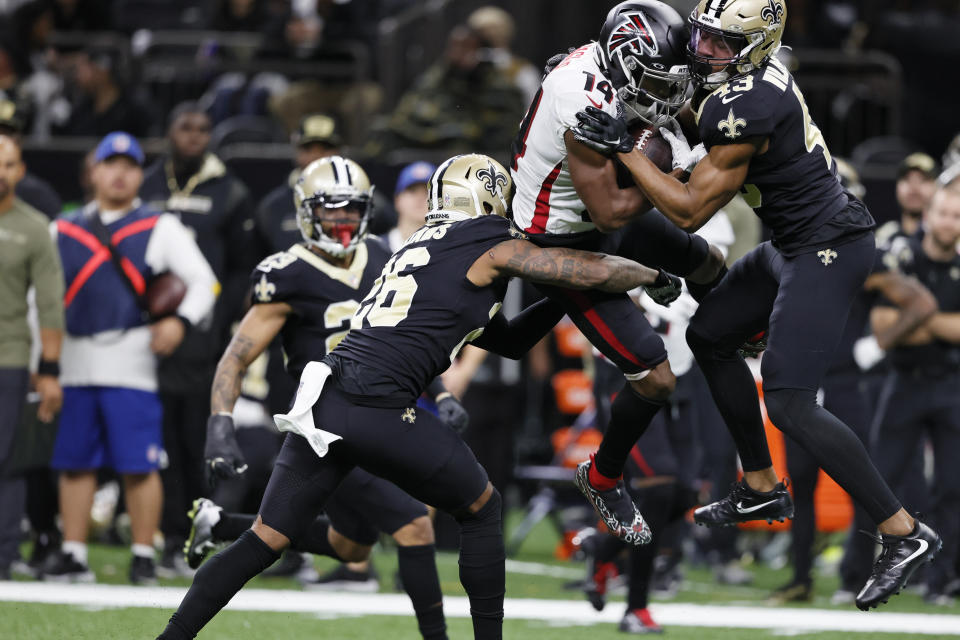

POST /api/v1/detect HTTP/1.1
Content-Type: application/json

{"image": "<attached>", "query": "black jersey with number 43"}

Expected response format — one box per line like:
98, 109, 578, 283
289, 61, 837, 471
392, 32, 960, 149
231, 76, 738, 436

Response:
325, 215, 514, 408
249, 238, 392, 381
696, 57, 874, 255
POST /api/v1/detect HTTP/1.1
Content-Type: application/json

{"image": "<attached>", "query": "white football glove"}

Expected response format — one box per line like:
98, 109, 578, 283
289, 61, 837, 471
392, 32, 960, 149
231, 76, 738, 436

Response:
853, 335, 886, 371
659, 120, 706, 173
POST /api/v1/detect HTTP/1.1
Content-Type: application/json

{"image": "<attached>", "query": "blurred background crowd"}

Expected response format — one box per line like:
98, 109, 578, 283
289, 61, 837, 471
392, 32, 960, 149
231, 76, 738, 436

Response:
2, 0, 960, 627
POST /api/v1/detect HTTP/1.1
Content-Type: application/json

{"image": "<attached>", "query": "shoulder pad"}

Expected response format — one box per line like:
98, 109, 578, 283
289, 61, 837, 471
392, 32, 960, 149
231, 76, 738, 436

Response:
250, 250, 301, 304
697, 72, 780, 148
255, 250, 298, 273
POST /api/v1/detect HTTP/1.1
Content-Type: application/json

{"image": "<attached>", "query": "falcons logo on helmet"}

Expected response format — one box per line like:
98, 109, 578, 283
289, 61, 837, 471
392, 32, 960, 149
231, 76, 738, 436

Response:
607, 12, 659, 58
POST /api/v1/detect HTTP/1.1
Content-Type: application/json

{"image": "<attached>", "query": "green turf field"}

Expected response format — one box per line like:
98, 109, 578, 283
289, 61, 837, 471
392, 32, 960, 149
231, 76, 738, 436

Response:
5, 511, 956, 638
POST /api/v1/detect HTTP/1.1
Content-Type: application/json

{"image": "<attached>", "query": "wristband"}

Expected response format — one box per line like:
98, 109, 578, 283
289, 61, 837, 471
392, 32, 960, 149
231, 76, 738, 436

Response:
434, 392, 453, 402
37, 360, 60, 377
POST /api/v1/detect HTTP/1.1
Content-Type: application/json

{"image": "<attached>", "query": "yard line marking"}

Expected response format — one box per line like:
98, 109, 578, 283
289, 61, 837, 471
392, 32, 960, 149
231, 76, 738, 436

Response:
2, 582, 959, 635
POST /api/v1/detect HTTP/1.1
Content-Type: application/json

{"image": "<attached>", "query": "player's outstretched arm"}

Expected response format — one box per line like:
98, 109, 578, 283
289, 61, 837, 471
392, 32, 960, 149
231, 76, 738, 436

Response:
468, 238, 665, 293
618, 140, 755, 232
471, 298, 566, 359
210, 302, 290, 415
573, 106, 757, 232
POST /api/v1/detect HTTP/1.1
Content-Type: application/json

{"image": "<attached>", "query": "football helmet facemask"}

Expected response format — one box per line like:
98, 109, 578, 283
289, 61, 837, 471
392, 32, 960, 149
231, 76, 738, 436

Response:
596, 0, 690, 126
688, 0, 786, 90
424, 154, 512, 225
294, 156, 374, 257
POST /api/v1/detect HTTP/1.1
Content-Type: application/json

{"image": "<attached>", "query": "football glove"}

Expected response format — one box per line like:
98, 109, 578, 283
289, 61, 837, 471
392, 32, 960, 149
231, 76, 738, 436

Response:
644, 269, 683, 307
853, 335, 885, 370
436, 393, 470, 434
737, 330, 768, 359
573, 106, 634, 156
543, 47, 576, 77
659, 120, 706, 173
204, 413, 248, 489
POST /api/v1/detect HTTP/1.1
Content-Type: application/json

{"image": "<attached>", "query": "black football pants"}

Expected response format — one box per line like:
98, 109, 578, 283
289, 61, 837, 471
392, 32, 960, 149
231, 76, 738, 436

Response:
687, 234, 902, 524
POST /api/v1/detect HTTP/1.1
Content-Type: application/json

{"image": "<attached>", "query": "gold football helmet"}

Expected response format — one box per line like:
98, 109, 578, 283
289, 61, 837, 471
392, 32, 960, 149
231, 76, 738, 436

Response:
293, 156, 374, 257
688, 0, 787, 88
834, 157, 866, 200
424, 154, 512, 225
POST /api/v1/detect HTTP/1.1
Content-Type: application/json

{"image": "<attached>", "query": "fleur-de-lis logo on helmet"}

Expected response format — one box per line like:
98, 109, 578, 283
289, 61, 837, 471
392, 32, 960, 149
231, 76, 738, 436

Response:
760, 0, 785, 25
476, 162, 508, 198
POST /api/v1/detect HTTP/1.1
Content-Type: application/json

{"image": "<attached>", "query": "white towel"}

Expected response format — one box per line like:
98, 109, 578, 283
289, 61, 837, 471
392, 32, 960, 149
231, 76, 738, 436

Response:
273, 361, 342, 458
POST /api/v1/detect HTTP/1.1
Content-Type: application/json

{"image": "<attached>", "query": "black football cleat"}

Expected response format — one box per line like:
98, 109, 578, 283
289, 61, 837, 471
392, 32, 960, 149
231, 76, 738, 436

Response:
693, 479, 794, 527
855, 520, 941, 611
574, 458, 652, 546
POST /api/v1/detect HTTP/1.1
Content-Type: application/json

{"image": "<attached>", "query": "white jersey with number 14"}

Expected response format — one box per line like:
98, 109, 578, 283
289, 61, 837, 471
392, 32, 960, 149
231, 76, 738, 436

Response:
510, 43, 623, 237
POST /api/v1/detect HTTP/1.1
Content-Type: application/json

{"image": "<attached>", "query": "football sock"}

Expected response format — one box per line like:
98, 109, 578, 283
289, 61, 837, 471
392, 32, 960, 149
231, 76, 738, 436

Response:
156, 530, 280, 640
687, 264, 727, 303
593, 386, 665, 481
785, 436, 818, 583
397, 544, 447, 640
131, 544, 155, 559
626, 484, 675, 611
456, 488, 505, 640
62, 541, 87, 565
211, 512, 255, 541
687, 327, 772, 471
294, 516, 342, 560
763, 387, 901, 523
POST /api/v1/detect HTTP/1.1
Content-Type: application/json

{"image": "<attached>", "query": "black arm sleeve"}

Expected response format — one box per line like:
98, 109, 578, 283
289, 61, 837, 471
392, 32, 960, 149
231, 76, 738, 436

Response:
471, 298, 566, 359
424, 377, 449, 399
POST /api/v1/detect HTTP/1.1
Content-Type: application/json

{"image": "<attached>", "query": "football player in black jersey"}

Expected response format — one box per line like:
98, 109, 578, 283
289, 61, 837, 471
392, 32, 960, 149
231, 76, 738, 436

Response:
156, 154, 678, 640
183, 156, 462, 640
573, 0, 941, 611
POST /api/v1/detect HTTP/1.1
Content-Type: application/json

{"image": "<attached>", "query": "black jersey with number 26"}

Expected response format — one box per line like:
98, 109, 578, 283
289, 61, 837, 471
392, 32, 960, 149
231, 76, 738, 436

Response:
696, 58, 874, 256
325, 215, 514, 408
250, 238, 392, 381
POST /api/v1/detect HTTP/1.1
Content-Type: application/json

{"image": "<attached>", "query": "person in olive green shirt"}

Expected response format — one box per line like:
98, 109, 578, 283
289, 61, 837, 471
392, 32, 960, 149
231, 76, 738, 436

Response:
0, 134, 64, 579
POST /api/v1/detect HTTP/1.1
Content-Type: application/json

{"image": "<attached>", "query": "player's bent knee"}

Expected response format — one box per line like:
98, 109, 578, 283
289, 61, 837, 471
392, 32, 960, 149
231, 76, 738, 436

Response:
761, 387, 816, 435
328, 527, 372, 562
458, 485, 502, 524
393, 515, 435, 547
630, 361, 675, 402
252, 515, 291, 553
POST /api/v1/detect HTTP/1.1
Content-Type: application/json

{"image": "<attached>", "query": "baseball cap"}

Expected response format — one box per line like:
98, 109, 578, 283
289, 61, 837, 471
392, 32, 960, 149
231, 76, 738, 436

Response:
395, 161, 437, 195
93, 132, 145, 165
0, 99, 23, 133
897, 152, 938, 181
292, 114, 342, 148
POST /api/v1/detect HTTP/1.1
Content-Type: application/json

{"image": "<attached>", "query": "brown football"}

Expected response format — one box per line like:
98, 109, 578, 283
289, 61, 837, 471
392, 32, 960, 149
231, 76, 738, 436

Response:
145, 272, 187, 319
629, 123, 673, 174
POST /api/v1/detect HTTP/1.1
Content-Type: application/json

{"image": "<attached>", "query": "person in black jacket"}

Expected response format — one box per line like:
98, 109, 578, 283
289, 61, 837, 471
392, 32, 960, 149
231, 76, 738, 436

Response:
139, 101, 258, 578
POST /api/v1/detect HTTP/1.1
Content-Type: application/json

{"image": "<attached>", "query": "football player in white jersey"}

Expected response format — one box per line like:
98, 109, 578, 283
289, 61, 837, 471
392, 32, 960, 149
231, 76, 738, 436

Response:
510, 0, 726, 545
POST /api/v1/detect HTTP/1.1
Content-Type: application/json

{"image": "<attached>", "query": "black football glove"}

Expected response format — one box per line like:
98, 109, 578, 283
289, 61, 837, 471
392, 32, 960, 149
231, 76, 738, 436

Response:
644, 269, 683, 307
204, 413, 248, 490
572, 105, 634, 156
737, 330, 768, 359
436, 393, 470, 434
542, 47, 576, 77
